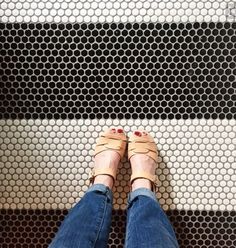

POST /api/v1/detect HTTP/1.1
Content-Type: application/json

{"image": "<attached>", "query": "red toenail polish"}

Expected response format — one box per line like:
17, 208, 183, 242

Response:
134, 131, 141, 136
111, 128, 116, 133
117, 129, 123, 133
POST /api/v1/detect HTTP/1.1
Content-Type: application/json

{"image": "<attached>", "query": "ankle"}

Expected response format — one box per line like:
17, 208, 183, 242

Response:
131, 178, 152, 191
93, 175, 114, 190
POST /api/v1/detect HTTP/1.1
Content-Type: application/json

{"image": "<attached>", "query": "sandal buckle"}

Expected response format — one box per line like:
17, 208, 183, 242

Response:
88, 168, 95, 183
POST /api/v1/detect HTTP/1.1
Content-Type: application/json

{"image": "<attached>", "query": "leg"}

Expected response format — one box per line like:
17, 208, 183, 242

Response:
125, 130, 179, 248
125, 188, 179, 248
49, 183, 113, 248
49, 127, 126, 248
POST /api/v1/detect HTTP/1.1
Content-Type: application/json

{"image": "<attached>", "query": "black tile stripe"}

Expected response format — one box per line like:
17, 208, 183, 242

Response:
0, 22, 236, 119
1, 208, 235, 248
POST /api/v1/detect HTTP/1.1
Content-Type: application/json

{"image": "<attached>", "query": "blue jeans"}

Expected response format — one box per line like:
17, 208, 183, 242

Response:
49, 184, 179, 248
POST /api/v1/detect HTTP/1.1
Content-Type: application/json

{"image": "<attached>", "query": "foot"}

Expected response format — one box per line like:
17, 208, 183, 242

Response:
130, 130, 157, 191
93, 128, 124, 189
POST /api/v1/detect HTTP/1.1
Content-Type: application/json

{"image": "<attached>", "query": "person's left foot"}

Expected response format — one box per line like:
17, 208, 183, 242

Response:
129, 130, 157, 192
93, 128, 123, 189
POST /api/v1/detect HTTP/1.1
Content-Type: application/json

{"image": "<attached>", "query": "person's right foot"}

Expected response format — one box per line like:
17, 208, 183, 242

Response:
93, 128, 124, 189
130, 130, 157, 191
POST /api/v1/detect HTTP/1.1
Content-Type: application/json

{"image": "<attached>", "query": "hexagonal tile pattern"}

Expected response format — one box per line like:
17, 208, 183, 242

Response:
1, 0, 236, 247
1, 119, 235, 212
0, 0, 233, 23
1, 22, 236, 120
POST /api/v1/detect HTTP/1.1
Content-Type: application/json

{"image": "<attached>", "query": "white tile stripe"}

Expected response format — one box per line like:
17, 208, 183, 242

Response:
0, 0, 234, 23
0, 118, 235, 211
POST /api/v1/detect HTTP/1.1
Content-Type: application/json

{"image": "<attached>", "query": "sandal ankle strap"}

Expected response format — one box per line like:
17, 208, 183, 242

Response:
88, 167, 116, 185
130, 171, 158, 192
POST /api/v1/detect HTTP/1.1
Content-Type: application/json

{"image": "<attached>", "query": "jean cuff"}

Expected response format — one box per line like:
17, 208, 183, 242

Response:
128, 188, 158, 205
86, 183, 113, 203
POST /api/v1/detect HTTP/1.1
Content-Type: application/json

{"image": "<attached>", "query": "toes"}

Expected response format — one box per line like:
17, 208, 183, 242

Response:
103, 128, 116, 135
134, 130, 148, 137
103, 128, 125, 136
111, 128, 116, 133
106, 128, 124, 134
134, 131, 142, 137
110, 128, 124, 134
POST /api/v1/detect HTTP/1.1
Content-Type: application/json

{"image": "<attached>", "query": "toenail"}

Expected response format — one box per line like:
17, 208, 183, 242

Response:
111, 128, 116, 133
134, 131, 141, 136
117, 129, 123, 133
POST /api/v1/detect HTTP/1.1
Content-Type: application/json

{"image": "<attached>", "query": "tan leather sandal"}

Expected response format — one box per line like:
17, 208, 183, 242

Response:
128, 131, 158, 192
88, 128, 127, 185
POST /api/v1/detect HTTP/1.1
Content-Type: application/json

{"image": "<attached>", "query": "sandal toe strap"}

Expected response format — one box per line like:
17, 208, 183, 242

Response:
128, 142, 158, 163
129, 142, 157, 152
95, 137, 126, 158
